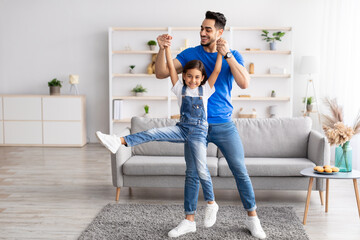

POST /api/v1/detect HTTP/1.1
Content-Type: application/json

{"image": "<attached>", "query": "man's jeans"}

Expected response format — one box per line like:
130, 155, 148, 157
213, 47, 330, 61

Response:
185, 121, 257, 212
123, 123, 215, 214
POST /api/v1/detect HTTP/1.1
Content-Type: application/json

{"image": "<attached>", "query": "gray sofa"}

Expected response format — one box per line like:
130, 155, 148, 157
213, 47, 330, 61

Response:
111, 117, 330, 201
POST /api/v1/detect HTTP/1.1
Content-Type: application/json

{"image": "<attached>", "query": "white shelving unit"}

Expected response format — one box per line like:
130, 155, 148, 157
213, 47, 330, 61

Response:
109, 26, 293, 135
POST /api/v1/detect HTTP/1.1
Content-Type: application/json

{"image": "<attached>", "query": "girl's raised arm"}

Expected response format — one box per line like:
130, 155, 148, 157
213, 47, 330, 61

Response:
165, 46, 178, 86
207, 52, 222, 88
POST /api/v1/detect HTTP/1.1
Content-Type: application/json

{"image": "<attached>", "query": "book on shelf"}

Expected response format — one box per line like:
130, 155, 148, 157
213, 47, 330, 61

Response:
113, 100, 123, 120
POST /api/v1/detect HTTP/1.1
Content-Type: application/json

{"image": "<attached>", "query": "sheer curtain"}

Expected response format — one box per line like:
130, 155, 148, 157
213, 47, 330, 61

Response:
319, 0, 360, 170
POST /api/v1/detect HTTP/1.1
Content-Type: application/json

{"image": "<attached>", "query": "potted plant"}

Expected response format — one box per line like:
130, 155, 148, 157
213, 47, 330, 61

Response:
129, 65, 136, 74
131, 84, 147, 96
48, 78, 62, 95
271, 90, 276, 97
147, 40, 157, 51
261, 30, 286, 50
143, 105, 150, 118
303, 96, 314, 111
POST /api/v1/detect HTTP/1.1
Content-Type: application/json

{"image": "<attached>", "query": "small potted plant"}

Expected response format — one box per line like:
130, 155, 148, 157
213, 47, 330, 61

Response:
129, 65, 136, 74
261, 30, 286, 50
48, 78, 62, 95
131, 84, 147, 96
147, 40, 157, 51
271, 90, 276, 97
143, 105, 150, 118
303, 96, 314, 111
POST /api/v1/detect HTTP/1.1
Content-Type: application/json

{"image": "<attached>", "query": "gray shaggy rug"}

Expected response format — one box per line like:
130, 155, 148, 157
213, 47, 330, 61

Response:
79, 204, 309, 240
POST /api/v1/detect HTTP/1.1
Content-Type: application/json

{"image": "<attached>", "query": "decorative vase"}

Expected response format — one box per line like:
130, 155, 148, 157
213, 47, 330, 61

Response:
135, 92, 144, 97
143, 113, 150, 118
49, 86, 61, 95
270, 42, 276, 50
335, 141, 352, 172
271, 91, 276, 97
149, 45, 155, 51
306, 104, 313, 112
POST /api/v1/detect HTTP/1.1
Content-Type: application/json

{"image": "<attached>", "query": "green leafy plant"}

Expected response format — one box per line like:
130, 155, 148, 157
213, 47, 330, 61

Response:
303, 96, 314, 105
147, 40, 157, 46
48, 78, 62, 87
144, 105, 149, 114
132, 84, 147, 93
129, 65, 135, 69
261, 30, 286, 43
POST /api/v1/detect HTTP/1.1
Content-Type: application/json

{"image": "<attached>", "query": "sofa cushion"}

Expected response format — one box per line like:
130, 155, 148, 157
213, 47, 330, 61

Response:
220, 117, 312, 158
218, 157, 315, 177
130, 117, 217, 157
123, 156, 218, 176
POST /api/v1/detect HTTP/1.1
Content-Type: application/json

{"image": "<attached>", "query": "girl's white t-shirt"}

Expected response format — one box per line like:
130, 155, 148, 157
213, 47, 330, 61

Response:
171, 80, 215, 118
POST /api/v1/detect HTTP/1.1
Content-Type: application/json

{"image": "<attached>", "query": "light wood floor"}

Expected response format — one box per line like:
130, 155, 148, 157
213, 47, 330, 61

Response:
0, 144, 359, 240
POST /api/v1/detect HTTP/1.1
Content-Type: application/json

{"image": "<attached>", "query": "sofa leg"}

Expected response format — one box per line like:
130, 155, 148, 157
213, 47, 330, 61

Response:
319, 191, 324, 205
115, 187, 121, 201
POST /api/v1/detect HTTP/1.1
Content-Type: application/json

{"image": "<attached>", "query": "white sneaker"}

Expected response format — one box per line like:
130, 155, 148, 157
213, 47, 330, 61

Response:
168, 219, 196, 238
204, 202, 219, 228
95, 131, 121, 154
244, 216, 266, 239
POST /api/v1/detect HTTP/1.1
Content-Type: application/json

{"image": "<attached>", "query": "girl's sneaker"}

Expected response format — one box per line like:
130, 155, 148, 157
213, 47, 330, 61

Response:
96, 131, 121, 154
168, 219, 196, 238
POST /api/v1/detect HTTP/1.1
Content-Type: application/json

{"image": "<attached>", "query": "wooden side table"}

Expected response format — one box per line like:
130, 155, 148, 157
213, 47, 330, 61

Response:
300, 167, 360, 225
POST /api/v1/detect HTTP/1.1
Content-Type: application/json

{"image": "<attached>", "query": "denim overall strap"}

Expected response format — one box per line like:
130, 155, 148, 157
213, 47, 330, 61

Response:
180, 85, 206, 125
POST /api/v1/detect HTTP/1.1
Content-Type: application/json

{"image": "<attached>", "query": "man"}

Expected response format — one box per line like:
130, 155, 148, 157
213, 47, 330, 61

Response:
155, 11, 266, 239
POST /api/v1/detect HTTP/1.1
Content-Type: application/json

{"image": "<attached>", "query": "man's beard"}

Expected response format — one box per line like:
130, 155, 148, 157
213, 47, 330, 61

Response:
201, 38, 215, 47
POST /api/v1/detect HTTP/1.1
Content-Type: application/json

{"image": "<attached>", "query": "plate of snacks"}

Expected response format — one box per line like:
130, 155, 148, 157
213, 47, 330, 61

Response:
314, 165, 339, 174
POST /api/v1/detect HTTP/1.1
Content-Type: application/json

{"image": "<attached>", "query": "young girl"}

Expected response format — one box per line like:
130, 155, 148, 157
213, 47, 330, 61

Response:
96, 37, 222, 237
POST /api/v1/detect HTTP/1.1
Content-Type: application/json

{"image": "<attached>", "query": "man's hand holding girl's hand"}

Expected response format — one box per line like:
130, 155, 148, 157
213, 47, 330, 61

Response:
157, 34, 173, 49
216, 38, 230, 56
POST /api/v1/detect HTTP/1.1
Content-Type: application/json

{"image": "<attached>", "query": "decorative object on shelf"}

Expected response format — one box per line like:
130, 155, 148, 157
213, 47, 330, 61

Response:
270, 67, 286, 74
249, 63, 254, 74
238, 94, 251, 98
129, 65, 136, 74
300, 56, 320, 121
180, 39, 190, 51
302, 96, 314, 112
147, 40, 157, 51
48, 78, 62, 96
131, 84, 147, 96
143, 105, 150, 118
321, 97, 360, 172
69, 74, 79, 95
261, 30, 286, 50
269, 105, 277, 118
113, 100, 123, 120
238, 108, 256, 118
245, 48, 260, 51
147, 54, 157, 74
271, 90, 276, 98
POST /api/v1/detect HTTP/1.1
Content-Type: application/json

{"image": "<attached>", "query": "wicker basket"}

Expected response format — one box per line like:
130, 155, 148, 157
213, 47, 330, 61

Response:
238, 108, 256, 118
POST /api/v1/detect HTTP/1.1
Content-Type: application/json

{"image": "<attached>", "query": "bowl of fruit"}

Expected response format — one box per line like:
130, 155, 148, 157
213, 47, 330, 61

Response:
314, 165, 339, 174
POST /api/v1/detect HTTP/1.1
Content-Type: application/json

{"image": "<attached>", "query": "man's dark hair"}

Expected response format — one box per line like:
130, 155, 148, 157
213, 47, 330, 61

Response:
205, 11, 226, 30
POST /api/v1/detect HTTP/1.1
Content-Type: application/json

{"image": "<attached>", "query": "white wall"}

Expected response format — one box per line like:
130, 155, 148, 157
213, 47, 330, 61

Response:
0, 0, 325, 142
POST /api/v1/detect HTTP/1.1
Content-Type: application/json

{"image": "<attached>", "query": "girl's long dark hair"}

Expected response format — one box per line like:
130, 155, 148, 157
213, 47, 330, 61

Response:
182, 60, 208, 86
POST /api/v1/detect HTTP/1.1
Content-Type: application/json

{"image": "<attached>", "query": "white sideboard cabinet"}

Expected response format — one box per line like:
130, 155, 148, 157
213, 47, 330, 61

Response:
0, 95, 86, 147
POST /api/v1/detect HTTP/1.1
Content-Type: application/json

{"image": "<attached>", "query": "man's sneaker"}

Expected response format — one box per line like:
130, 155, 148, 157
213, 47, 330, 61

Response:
204, 202, 219, 228
244, 216, 266, 239
168, 219, 196, 238
96, 131, 121, 154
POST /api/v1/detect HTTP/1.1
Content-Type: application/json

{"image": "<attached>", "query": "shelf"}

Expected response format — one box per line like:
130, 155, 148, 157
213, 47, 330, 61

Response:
113, 73, 156, 78
111, 27, 292, 32
113, 50, 180, 54
250, 74, 291, 78
232, 97, 290, 101
240, 50, 291, 54
113, 118, 131, 123
113, 96, 168, 100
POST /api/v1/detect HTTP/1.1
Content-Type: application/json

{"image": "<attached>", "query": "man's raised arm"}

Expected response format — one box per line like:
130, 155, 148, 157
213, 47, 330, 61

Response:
155, 34, 183, 79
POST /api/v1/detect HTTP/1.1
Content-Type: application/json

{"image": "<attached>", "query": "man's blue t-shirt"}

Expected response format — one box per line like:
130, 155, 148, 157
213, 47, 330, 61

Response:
176, 45, 244, 124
